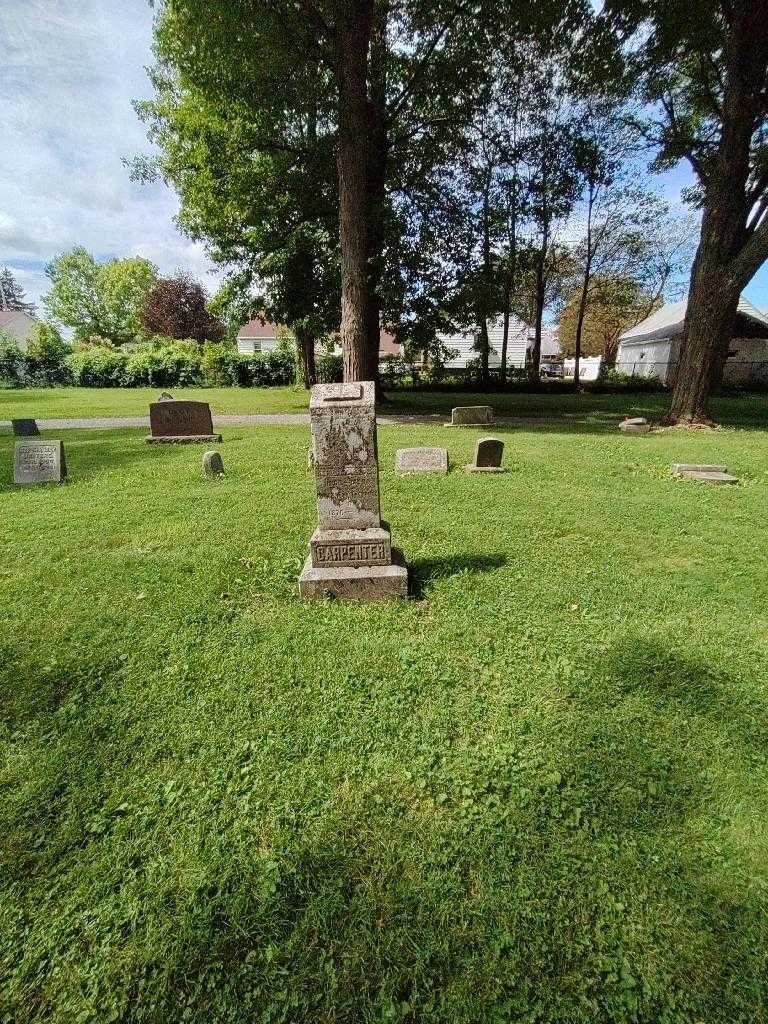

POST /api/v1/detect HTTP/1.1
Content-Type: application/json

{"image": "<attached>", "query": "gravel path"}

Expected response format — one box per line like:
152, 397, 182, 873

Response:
2, 412, 450, 430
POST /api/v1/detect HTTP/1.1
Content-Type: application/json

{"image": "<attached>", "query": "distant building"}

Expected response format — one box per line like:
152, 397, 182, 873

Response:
436, 316, 559, 369
616, 296, 768, 385
0, 310, 37, 352
236, 318, 282, 355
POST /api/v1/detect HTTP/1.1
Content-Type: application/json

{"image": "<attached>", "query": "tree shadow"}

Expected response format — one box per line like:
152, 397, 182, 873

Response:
408, 552, 507, 598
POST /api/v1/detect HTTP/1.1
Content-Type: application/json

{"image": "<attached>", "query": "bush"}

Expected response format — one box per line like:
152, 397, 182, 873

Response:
123, 339, 202, 387
316, 353, 343, 384
0, 331, 25, 386
24, 323, 72, 385
234, 351, 295, 387
66, 345, 127, 387
200, 343, 239, 386
592, 369, 667, 393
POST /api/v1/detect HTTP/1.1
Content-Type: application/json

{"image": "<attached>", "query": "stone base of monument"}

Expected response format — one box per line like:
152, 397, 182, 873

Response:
299, 549, 408, 601
464, 464, 507, 473
145, 434, 222, 444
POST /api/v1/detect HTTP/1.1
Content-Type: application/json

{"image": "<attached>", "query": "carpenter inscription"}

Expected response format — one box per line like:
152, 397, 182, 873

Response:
314, 541, 388, 566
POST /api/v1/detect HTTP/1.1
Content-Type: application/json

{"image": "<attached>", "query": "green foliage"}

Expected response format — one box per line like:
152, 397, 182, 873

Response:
65, 345, 128, 388
2, 409, 768, 1021
24, 322, 72, 385
43, 247, 157, 346
315, 353, 343, 384
234, 351, 295, 387
123, 339, 203, 387
0, 330, 25, 386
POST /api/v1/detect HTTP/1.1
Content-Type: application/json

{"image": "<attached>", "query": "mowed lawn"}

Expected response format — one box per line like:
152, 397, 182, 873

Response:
2, 417, 768, 1022
3, 384, 767, 428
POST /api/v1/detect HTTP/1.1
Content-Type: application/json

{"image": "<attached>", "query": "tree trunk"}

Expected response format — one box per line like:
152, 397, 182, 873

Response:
529, 255, 545, 384
478, 318, 490, 388
335, 1, 374, 383
573, 270, 590, 388
294, 324, 317, 388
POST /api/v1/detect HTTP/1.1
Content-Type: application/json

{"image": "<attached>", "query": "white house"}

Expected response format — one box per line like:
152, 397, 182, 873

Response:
0, 310, 37, 351
236, 318, 282, 355
437, 315, 559, 369
616, 296, 768, 385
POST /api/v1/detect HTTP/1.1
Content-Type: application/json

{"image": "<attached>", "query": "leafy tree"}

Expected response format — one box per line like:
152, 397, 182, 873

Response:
141, 272, 224, 344
559, 274, 662, 364
25, 322, 71, 382
0, 268, 35, 314
605, 1, 768, 423
43, 248, 157, 346
0, 331, 25, 385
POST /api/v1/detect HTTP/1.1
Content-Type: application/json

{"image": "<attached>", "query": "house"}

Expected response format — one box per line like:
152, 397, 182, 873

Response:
236, 318, 282, 355
616, 296, 768, 385
437, 316, 559, 369
0, 310, 37, 352
563, 355, 602, 381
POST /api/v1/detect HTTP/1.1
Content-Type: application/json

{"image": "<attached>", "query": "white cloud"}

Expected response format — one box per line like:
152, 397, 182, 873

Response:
0, 0, 223, 307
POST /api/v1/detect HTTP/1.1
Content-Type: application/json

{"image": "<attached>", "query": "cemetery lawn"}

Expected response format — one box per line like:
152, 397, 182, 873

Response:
3, 421, 768, 1023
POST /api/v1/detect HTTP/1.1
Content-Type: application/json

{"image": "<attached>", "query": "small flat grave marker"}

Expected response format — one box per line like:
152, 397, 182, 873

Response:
619, 417, 651, 434
12, 418, 40, 436
446, 405, 494, 427
146, 395, 221, 444
14, 439, 66, 486
395, 447, 448, 474
202, 450, 224, 477
672, 463, 738, 484
465, 437, 506, 473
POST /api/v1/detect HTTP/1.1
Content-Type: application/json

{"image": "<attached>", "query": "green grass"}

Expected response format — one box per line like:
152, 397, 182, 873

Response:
2, 419, 768, 1022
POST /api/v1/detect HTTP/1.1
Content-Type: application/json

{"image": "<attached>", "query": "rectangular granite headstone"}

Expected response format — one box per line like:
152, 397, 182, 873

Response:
448, 405, 494, 426
299, 381, 408, 600
146, 399, 221, 443
395, 447, 448, 474
14, 440, 66, 485
12, 418, 40, 437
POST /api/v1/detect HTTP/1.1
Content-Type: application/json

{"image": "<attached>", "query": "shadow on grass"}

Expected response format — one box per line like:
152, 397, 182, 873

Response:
408, 552, 507, 598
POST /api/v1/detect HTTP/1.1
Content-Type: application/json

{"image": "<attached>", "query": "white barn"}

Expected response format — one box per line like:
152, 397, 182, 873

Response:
616, 297, 768, 385
438, 316, 559, 369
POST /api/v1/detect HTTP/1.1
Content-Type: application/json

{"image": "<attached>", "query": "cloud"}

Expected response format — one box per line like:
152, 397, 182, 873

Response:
0, 0, 222, 307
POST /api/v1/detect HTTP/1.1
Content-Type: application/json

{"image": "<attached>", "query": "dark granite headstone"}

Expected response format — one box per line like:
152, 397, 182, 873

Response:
146, 398, 221, 444
11, 418, 39, 436
14, 440, 66, 485
465, 436, 506, 473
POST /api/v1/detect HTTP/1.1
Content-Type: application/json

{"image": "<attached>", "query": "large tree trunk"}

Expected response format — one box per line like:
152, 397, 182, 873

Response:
477, 318, 490, 388
335, 1, 375, 382
294, 324, 317, 389
529, 254, 546, 384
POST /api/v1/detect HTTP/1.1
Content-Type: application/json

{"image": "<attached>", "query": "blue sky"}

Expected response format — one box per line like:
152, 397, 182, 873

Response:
1, 0, 768, 315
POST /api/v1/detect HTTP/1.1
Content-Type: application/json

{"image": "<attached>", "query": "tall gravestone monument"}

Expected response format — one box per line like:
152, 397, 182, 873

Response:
299, 382, 408, 600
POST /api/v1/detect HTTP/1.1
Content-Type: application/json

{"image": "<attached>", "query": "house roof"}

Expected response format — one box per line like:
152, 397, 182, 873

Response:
237, 317, 280, 340
0, 309, 34, 327
379, 329, 400, 356
620, 296, 768, 345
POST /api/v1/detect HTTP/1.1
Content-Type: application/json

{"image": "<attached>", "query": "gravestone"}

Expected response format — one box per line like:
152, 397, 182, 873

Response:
395, 447, 448, 474
14, 440, 66, 486
672, 463, 738, 484
146, 395, 221, 444
11, 418, 40, 437
619, 417, 651, 434
299, 381, 408, 600
447, 405, 494, 427
465, 436, 506, 473
202, 450, 224, 478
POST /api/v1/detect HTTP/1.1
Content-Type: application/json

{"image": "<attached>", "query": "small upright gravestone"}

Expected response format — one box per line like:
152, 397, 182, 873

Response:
447, 405, 494, 427
14, 440, 66, 486
299, 381, 408, 600
202, 450, 224, 478
12, 418, 40, 437
146, 394, 222, 444
465, 437, 505, 473
395, 447, 448, 474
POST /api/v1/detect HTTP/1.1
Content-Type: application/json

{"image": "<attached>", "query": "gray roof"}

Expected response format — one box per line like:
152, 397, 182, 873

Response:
620, 296, 768, 345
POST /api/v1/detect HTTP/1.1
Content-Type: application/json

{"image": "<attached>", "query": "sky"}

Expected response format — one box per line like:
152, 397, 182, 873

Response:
2, 0, 768, 317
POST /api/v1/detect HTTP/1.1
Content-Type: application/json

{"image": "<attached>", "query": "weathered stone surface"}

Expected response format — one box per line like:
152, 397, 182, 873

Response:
307, 448, 315, 470
11, 418, 39, 436
466, 436, 505, 473
672, 463, 727, 476
202, 450, 224, 477
619, 417, 651, 434
298, 549, 408, 601
395, 447, 448, 474
147, 398, 221, 444
14, 440, 66, 485
448, 405, 494, 426
679, 470, 738, 485
310, 526, 391, 567
310, 381, 380, 531
300, 381, 408, 600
